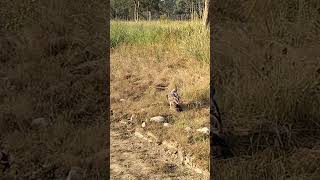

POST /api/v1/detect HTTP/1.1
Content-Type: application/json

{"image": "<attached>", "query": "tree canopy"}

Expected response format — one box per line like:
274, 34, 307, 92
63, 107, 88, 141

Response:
110, 0, 206, 21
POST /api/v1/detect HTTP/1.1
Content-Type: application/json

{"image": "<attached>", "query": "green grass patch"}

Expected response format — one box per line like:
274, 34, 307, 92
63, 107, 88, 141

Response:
111, 20, 209, 63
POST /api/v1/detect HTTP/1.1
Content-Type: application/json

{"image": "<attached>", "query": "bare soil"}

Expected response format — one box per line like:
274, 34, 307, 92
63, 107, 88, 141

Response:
110, 122, 206, 180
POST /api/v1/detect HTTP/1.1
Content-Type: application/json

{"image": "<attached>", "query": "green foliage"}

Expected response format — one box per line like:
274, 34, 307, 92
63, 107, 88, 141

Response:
159, 14, 169, 21
111, 0, 204, 20
110, 20, 209, 63
179, 24, 209, 63
111, 21, 164, 48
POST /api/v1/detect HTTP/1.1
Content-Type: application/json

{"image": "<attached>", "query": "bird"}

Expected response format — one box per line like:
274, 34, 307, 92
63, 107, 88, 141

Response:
167, 88, 183, 112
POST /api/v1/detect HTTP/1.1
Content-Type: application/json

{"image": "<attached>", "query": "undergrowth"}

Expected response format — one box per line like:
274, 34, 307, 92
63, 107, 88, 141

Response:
111, 21, 209, 63
111, 21, 210, 170
212, 0, 320, 179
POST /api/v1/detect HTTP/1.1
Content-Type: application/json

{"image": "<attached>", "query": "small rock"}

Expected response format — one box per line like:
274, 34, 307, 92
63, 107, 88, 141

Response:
185, 127, 192, 132
194, 167, 204, 174
141, 122, 146, 128
31, 118, 50, 128
120, 99, 125, 102
66, 166, 83, 180
196, 127, 210, 135
134, 131, 144, 139
178, 150, 184, 164
129, 115, 134, 121
163, 123, 170, 127
119, 120, 127, 125
150, 116, 165, 123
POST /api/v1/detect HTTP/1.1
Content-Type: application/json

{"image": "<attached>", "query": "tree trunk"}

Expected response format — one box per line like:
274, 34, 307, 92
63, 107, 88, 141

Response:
191, 0, 194, 21
134, 0, 140, 22
134, 1, 137, 22
203, 0, 209, 26
198, 0, 203, 19
137, 1, 140, 21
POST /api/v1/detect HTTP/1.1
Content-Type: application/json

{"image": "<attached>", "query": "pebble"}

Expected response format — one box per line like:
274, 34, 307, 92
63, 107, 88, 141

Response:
185, 127, 192, 132
150, 116, 165, 123
196, 127, 210, 135
141, 122, 146, 128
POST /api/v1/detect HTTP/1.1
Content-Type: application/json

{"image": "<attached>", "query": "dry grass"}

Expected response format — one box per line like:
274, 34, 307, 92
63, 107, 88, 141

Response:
110, 21, 210, 170
0, 0, 107, 179
212, 0, 320, 179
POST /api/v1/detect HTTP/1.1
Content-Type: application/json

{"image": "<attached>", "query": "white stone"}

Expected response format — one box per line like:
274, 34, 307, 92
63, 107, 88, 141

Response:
141, 122, 146, 128
134, 131, 144, 139
119, 120, 127, 124
178, 150, 184, 164
150, 116, 165, 123
185, 127, 192, 132
196, 127, 210, 135
194, 167, 204, 174
163, 123, 170, 127
129, 115, 134, 121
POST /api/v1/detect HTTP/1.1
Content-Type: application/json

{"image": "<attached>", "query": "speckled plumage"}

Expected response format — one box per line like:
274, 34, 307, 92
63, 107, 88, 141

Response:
167, 89, 182, 112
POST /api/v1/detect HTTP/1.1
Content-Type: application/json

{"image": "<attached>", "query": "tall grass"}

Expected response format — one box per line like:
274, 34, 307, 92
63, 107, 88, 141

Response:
212, 0, 320, 179
213, 0, 320, 135
111, 21, 209, 63
111, 21, 164, 48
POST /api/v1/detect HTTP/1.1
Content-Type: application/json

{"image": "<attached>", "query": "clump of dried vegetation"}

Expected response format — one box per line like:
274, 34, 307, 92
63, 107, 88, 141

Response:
212, 0, 320, 179
0, 0, 107, 179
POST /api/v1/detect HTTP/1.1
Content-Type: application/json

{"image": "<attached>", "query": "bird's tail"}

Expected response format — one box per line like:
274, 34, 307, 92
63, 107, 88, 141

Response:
175, 104, 183, 112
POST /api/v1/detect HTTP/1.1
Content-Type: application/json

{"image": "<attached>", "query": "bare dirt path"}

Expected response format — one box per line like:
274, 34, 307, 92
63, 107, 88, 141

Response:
110, 123, 206, 180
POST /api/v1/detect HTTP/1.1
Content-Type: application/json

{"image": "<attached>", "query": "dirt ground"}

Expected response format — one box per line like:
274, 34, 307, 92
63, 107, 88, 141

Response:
110, 122, 207, 180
